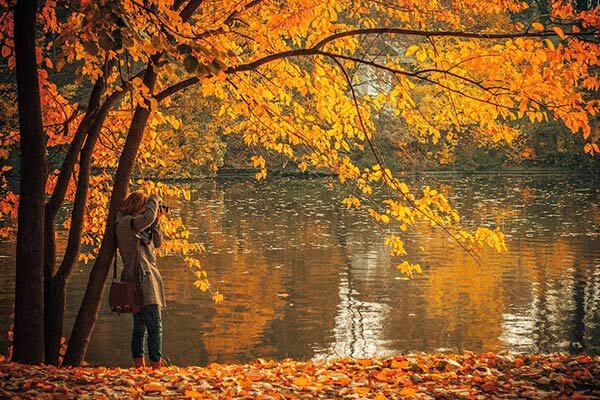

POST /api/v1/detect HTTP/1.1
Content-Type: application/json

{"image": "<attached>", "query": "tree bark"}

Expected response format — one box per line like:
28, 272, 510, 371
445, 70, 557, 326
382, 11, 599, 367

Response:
44, 87, 123, 365
12, 0, 47, 364
63, 66, 157, 366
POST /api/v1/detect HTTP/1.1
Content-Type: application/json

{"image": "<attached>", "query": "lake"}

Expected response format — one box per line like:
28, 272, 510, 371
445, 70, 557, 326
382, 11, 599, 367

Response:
0, 172, 598, 367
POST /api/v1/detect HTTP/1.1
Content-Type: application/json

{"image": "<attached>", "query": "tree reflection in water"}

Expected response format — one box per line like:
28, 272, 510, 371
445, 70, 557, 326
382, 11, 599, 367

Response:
0, 174, 598, 367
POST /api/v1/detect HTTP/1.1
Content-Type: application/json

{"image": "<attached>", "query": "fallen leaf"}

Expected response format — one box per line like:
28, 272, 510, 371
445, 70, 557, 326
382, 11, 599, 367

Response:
293, 376, 310, 387
143, 382, 166, 392
354, 386, 370, 396
391, 360, 410, 369
184, 389, 203, 398
399, 387, 417, 396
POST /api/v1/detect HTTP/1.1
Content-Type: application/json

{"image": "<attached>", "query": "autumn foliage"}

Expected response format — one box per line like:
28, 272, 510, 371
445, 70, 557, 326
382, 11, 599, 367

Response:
0, 0, 599, 365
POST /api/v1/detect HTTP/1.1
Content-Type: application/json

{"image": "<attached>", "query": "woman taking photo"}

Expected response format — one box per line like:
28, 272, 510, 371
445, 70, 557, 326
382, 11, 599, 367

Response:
116, 192, 166, 369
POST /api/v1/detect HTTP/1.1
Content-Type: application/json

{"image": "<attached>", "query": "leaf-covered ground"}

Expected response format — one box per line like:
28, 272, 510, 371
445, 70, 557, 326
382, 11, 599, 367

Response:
0, 353, 598, 399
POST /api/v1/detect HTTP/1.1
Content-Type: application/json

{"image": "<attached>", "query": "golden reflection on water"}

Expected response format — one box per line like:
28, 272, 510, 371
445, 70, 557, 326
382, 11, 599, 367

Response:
0, 174, 598, 367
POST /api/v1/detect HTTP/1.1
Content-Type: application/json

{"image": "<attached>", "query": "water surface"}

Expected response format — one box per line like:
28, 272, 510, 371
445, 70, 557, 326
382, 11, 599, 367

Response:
0, 172, 598, 367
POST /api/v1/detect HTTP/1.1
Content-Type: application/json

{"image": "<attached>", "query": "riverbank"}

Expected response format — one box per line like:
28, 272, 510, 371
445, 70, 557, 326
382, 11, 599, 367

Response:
0, 353, 597, 399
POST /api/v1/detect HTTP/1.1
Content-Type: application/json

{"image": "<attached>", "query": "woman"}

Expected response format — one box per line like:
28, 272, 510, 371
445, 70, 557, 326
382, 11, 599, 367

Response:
116, 191, 166, 369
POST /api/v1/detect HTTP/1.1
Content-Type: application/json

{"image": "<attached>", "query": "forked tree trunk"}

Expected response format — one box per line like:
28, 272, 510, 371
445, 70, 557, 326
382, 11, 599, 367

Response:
43, 86, 124, 366
63, 66, 157, 366
12, 0, 47, 364
44, 91, 99, 365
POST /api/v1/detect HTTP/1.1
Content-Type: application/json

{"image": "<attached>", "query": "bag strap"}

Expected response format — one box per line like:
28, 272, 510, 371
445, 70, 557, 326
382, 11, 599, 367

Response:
112, 221, 120, 281
112, 243, 118, 281
131, 217, 143, 284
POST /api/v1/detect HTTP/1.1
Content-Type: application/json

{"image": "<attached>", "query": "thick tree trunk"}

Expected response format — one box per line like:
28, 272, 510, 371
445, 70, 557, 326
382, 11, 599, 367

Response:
12, 0, 47, 364
43, 282, 66, 365
63, 66, 157, 366
44, 88, 124, 365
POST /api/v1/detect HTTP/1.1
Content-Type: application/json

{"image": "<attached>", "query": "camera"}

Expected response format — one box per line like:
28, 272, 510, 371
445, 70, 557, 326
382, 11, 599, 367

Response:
159, 204, 171, 213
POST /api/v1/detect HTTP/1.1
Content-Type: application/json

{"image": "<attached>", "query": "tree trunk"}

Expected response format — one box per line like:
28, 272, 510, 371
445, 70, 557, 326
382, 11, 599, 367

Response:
12, 0, 47, 364
43, 281, 66, 365
63, 66, 157, 366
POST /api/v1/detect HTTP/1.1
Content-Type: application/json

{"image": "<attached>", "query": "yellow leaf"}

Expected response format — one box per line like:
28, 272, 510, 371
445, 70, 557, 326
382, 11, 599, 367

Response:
212, 292, 224, 303
532, 22, 544, 31
405, 45, 419, 57
293, 376, 310, 387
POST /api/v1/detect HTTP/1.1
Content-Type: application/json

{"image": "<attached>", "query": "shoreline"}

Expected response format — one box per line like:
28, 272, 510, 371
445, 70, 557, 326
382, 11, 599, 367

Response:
137, 167, 600, 183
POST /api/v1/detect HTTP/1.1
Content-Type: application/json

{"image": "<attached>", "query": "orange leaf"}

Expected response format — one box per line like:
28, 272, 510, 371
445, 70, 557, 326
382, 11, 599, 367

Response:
245, 369, 264, 382
399, 387, 417, 396
552, 26, 566, 39
375, 370, 390, 382
354, 386, 370, 396
143, 382, 166, 392
532, 22, 544, 31
184, 389, 203, 398
391, 360, 410, 369
357, 358, 373, 366
337, 377, 351, 386
374, 394, 388, 400
514, 358, 524, 367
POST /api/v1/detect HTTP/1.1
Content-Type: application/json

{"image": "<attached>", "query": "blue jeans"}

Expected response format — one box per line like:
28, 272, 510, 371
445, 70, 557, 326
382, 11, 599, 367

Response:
131, 304, 162, 361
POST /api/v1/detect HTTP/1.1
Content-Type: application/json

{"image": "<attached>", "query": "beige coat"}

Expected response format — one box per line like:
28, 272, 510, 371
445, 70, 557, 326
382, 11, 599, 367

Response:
116, 195, 166, 308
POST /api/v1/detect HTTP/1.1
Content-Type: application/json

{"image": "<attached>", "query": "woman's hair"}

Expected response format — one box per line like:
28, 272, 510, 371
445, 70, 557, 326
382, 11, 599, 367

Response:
121, 192, 146, 215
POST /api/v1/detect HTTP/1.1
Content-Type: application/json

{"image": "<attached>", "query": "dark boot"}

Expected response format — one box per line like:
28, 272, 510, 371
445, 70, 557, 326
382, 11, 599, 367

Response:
149, 359, 162, 370
133, 357, 145, 368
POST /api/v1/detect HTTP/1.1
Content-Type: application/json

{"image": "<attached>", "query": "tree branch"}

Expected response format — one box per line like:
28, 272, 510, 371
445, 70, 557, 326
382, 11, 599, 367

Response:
328, 54, 484, 267
55, 88, 127, 285
155, 26, 597, 101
